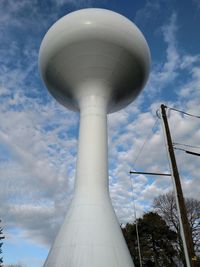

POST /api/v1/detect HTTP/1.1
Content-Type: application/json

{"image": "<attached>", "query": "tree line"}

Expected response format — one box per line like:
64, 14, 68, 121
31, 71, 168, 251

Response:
0, 220, 4, 267
0, 221, 25, 267
122, 192, 200, 267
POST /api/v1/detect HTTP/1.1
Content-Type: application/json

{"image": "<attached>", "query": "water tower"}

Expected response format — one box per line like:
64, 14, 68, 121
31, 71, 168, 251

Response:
39, 8, 150, 267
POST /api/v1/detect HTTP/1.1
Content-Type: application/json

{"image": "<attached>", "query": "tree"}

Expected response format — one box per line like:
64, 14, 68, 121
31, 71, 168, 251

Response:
153, 192, 200, 265
0, 220, 5, 267
122, 212, 177, 267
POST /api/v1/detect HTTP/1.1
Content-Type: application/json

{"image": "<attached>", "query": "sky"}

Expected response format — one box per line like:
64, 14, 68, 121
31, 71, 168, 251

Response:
0, 0, 200, 266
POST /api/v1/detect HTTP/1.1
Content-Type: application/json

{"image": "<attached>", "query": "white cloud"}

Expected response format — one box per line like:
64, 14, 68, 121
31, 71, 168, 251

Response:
0, 87, 78, 246
0, 3, 200, 264
161, 13, 179, 76
146, 12, 180, 95
55, 0, 92, 6
180, 54, 200, 70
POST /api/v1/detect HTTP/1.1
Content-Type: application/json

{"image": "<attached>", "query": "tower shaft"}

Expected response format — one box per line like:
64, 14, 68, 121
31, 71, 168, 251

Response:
75, 94, 108, 199
43, 94, 134, 267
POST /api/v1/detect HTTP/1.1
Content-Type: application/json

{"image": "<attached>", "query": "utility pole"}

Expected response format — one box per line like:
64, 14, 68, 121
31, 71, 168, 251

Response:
160, 104, 196, 267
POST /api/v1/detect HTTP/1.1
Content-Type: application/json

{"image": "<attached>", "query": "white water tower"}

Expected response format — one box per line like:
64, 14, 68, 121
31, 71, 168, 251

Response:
39, 8, 150, 267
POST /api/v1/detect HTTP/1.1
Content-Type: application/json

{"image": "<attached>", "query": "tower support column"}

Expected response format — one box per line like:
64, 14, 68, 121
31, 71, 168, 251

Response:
43, 93, 135, 267
75, 94, 109, 200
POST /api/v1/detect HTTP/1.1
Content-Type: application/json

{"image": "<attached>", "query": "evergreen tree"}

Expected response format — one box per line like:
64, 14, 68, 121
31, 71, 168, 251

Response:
122, 212, 177, 267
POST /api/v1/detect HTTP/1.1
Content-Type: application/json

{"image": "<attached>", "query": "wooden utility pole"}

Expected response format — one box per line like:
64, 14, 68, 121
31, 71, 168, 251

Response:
160, 104, 196, 267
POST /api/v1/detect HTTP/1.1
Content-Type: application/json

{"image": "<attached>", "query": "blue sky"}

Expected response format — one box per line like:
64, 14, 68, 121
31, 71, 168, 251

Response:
0, 0, 200, 266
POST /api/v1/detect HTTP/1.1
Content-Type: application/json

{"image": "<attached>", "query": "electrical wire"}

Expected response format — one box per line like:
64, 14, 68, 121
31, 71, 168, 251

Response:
174, 147, 187, 152
129, 173, 143, 267
131, 117, 159, 169
156, 107, 171, 119
158, 104, 200, 158
156, 108, 161, 119
173, 142, 200, 150
174, 147, 200, 156
165, 106, 200, 119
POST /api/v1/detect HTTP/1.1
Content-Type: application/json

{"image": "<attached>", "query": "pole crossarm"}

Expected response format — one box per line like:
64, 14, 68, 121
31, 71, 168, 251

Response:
130, 171, 171, 176
185, 151, 200, 156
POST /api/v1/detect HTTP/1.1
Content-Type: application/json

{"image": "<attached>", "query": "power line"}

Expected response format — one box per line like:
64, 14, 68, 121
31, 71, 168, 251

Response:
157, 106, 200, 119
129, 173, 143, 267
132, 117, 159, 169
173, 142, 200, 150
165, 106, 200, 119
174, 147, 188, 152
174, 147, 200, 157
157, 105, 200, 158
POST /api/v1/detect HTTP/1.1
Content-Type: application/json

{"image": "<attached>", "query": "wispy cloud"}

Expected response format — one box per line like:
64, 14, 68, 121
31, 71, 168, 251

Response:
135, 0, 161, 26
146, 12, 179, 95
55, 0, 95, 7
193, 0, 200, 9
